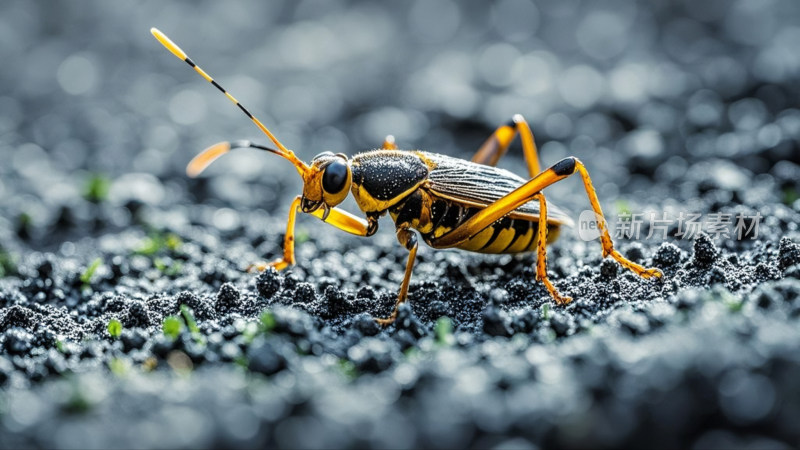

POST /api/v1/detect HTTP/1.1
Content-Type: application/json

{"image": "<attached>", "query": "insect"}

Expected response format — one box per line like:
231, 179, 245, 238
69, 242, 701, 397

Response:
151, 28, 663, 325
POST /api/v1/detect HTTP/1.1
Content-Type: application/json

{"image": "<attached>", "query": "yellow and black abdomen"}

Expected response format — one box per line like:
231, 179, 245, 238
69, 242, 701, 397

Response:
389, 189, 560, 255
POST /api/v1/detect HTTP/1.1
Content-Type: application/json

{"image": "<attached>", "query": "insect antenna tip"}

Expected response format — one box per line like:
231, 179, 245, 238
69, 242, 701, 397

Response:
186, 141, 231, 178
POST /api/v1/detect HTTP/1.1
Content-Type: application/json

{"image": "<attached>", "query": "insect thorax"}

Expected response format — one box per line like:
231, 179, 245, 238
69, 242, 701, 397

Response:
349, 150, 431, 213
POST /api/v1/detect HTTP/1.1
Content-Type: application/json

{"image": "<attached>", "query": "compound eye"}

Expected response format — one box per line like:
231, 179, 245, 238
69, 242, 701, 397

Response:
322, 160, 348, 193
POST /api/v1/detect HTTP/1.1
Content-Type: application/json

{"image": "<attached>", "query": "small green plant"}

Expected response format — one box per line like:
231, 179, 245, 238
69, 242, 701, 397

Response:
0, 247, 17, 277
240, 321, 260, 343
62, 379, 92, 414
260, 310, 277, 333
726, 298, 744, 312
109, 357, 130, 376
17, 212, 32, 236
80, 258, 102, 285
541, 303, 551, 320
162, 315, 183, 339
135, 231, 183, 256
179, 304, 205, 345
337, 359, 357, 380
295, 228, 310, 244
154, 258, 183, 277
615, 199, 632, 216
165, 233, 182, 252
84, 173, 111, 203
784, 188, 799, 206
180, 304, 199, 334
234, 355, 249, 369
107, 318, 122, 338
435, 316, 454, 346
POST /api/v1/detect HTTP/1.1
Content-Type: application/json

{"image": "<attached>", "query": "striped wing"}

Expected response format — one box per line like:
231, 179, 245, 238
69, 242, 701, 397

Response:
423, 152, 574, 226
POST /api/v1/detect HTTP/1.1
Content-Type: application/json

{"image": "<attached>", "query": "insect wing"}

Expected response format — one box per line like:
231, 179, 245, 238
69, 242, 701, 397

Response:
424, 152, 574, 226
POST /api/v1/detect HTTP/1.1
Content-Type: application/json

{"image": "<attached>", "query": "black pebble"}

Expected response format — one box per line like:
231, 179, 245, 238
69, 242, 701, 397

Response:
755, 262, 780, 282
125, 300, 150, 328
394, 303, 426, 339
427, 300, 450, 319
294, 282, 316, 303
653, 242, 682, 267
354, 314, 380, 336
599, 259, 619, 280
3, 328, 33, 355
248, 339, 287, 375
255, 267, 282, 298
692, 233, 718, 267
0, 305, 35, 331
549, 312, 572, 337
482, 307, 513, 337
176, 291, 214, 320
37, 259, 54, 279
750, 287, 780, 309
511, 309, 539, 333
624, 243, 646, 263
347, 339, 394, 373
708, 266, 727, 285
110, 256, 128, 280
216, 283, 241, 310
357, 285, 376, 300
121, 329, 147, 352
324, 285, 350, 317
779, 237, 800, 270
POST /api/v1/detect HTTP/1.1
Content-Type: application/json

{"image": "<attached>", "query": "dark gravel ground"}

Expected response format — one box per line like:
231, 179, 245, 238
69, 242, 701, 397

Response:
2, 1, 800, 448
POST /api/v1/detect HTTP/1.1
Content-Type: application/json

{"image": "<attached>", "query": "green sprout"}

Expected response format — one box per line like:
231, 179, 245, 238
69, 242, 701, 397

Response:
84, 173, 111, 203
240, 321, 260, 343
62, 379, 92, 414
162, 315, 183, 340
180, 304, 199, 334
154, 258, 183, 277
109, 357, 130, 377
80, 258, 103, 285
784, 188, 799, 206
435, 317, 454, 346
260, 310, 277, 333
541, 303, 551, 320
615, 199, 632, 217
337, 359, 357, 380
107, 318, 122, 339
179, 304, 205, 345
165, 233, 182, 251
134, 232, 182, 256
295, 228, 310, 244
0, 247, 17, 277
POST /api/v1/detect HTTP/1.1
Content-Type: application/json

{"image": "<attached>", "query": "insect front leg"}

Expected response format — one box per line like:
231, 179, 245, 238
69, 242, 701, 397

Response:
375, 227, 418, 326
472, 114, 541, 177
248, 195, 373, 272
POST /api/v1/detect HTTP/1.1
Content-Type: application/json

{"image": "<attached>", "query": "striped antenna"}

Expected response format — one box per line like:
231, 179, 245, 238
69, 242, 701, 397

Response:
150, 28, 310, 176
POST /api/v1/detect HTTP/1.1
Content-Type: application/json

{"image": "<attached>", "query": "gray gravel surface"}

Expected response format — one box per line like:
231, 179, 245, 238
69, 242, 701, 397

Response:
2, 1, 800, 448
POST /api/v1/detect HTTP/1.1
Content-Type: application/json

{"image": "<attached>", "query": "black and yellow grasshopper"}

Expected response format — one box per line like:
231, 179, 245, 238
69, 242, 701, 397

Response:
151, 28, 663, 325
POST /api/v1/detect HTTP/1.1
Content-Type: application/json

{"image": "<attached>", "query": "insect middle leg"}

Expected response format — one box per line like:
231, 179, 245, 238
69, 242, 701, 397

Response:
375, 227, 418, 326
248, 195, 371, 271
471, 114, 541, 177
433, 157, 662, 301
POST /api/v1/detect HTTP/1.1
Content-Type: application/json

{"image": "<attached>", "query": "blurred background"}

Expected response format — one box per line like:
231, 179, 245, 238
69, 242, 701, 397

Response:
2, 0, 799, 250
3, 2, 800, 448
